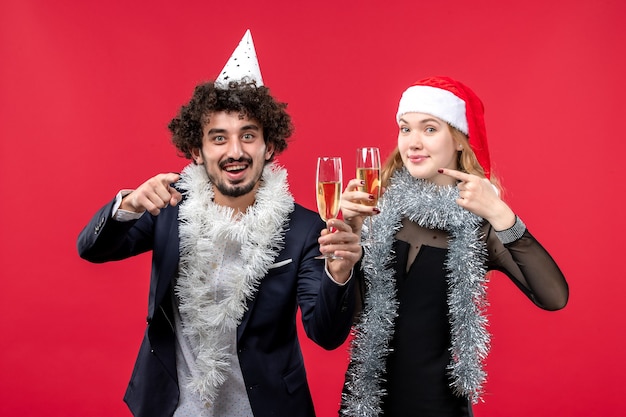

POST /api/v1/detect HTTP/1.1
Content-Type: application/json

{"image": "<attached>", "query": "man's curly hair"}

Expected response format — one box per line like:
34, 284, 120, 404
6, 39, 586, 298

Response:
168, 80, 293, 161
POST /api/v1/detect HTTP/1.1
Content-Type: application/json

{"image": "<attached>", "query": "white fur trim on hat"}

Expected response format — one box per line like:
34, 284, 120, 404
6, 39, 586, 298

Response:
215, 29, 264, 88
396, 85, 468, 134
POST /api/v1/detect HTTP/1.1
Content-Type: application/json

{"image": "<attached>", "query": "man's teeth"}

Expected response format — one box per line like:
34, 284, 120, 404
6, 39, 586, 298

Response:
225, 165, 246, 172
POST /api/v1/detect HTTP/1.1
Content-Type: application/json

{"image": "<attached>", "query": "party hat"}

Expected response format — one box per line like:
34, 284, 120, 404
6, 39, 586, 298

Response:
215, 29, 264, 88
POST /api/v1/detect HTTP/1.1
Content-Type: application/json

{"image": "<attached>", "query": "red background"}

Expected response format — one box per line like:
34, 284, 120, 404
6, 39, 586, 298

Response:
1, 0, 624, 416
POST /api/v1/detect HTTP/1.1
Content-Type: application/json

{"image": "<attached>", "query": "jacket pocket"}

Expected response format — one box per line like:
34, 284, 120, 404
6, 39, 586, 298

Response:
268, 258, 293, 269
283, 362, 307, 395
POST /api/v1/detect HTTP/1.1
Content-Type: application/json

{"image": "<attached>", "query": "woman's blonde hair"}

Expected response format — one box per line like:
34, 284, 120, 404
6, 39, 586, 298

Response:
381, 123, 501, 191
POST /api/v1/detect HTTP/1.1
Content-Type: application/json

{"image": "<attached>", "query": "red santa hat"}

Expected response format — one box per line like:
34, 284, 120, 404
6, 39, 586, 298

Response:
396, 76, 491, 178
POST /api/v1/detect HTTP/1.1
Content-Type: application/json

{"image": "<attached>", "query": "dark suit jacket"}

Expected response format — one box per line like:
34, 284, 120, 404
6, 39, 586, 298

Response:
77, 198, 356, 417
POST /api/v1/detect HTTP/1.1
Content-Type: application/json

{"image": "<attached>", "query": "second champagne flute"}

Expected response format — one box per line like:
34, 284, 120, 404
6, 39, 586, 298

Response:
356, 147, 381, 243
315, 156, 343, 259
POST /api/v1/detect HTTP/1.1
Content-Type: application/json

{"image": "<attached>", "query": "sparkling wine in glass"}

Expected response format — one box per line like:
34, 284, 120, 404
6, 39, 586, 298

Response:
315, 156, 343, 259
356, 147, 381, 242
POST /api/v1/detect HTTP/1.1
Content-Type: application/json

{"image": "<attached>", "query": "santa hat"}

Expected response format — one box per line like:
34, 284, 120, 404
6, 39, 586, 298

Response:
396, 76, 491, 178
215, 29, 264, 88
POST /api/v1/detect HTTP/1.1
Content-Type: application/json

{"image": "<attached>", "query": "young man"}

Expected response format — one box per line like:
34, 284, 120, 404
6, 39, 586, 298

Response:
77, 30, 361, 417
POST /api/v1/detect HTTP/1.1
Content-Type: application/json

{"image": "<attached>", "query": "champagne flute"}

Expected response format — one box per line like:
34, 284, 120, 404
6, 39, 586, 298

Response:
356, 147, 381, 243
315, 156, 343, 259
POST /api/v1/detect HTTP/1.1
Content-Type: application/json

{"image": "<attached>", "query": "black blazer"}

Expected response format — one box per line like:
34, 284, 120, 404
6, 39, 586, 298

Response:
78, 199, 356, 417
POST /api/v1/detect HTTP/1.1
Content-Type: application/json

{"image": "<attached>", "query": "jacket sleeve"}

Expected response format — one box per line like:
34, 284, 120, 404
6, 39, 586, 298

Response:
77, 198, 156, 263
293, 207, 356, 350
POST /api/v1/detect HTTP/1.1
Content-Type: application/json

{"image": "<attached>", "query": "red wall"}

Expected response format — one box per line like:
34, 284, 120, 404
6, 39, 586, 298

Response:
1, 0, 624, 416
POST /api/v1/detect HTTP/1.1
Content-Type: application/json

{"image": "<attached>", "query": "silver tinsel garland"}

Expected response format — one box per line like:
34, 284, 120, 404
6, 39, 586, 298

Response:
176, 163, 294, 405
341, 168, 489, 416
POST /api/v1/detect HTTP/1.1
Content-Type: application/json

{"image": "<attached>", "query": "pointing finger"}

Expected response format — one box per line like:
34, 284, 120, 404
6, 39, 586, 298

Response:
164, 172, 180, 183
437, 168, 472, 181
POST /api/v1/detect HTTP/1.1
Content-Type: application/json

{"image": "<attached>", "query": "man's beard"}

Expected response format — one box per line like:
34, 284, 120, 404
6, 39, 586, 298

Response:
214, 179, 257, 197
210, 157, 262, 198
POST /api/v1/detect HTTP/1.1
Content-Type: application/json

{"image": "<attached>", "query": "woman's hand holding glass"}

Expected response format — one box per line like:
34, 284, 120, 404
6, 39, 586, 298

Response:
340, 178, 381, 239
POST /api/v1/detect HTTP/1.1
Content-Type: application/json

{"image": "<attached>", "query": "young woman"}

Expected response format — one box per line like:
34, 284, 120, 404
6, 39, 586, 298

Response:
339, 76, 569, 417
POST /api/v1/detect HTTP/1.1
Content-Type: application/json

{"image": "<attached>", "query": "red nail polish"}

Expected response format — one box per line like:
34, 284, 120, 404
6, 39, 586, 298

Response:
373, 207, 381, 214
438, 169, 444, 173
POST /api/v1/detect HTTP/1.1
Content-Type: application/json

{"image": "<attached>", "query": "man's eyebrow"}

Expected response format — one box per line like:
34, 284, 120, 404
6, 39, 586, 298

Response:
240, 124, 261, 131
206, 127, 227, 135
206, 124, 260, 135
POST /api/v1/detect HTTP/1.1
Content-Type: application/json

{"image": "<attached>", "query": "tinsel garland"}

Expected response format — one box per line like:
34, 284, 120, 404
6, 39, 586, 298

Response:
176, 162, 294, 405
341, 168, 489, 416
